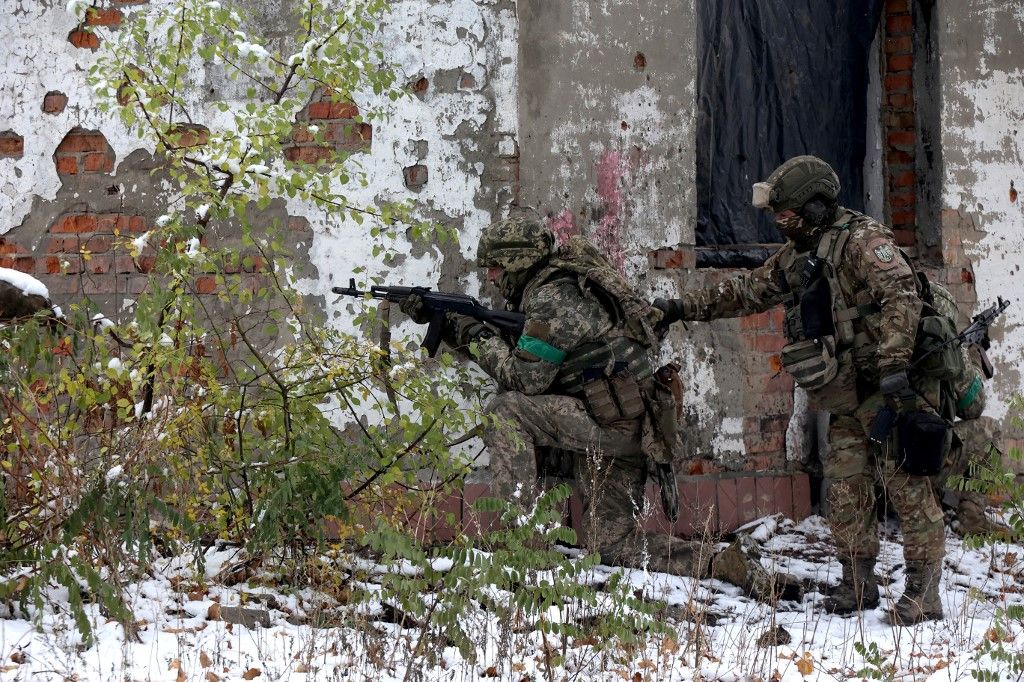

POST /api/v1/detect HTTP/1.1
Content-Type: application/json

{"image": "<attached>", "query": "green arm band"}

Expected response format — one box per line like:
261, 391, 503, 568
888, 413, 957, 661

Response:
516, 334, 567, 365
956, 375, 983, 411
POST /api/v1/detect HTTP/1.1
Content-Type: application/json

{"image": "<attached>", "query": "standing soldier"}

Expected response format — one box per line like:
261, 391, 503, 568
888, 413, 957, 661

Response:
655, 156, 947, 624
401, 217, 794, 601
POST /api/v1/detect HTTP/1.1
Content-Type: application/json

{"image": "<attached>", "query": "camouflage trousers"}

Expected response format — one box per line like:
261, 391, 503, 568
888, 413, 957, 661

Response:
825, 391, 945, 564
482, 391, 715, 577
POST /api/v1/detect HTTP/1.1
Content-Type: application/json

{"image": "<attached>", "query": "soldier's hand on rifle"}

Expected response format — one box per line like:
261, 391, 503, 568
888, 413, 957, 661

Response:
447, 314, 496, 347
880, 369, 917, 410
652, 298, 684, 332
399, 293, 432, 324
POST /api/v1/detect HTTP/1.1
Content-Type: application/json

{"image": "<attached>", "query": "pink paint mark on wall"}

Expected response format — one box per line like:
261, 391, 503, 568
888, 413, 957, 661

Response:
547, 208, 579, 244
593, 150, 628, 273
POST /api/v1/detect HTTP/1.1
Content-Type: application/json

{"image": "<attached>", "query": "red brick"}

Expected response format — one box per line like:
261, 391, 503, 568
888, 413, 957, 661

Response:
68, 29, 100, 49
128, 216, 147, 233
57, 130, 108, 153
0, 240, 25, 255
195, 275, 217, 294
884, 73, 912, 92
53, 214, 97, 233
886, 14, 913, 34
84, 235, 112, 253
306, 102, 333, 119
764, 372, 794, 394
885, 111, 916, 129
85, 7, 122, 25
83, 152, 114, 172
42, 91, 68, 114
44, 256, 63, 274
88, 255, 112, 274
0, 258, 12, 268
768, 307, 785, 331
12, 257, 34, 273
403, 164, 428, 189
55, 156, 77, 175
410, 76, 429, 96
890, 191, 916, 208
887, 149, 914, 165
284, 145, 334, 164
888, 131, 916, 150
887, 92, 914, 109
82, 278, 119, 295
894, 228, 917, 246
890, 169, 915, 188
168, 124, 209, 148
751, 333, 786, 354
884, 36, 913, 54
136, 256, 156, 273
331, 102, 359, 119
892, 210, 915, 225
0, 133, 25, 158
459, 73, 477, 90
792, 474, 811, 520
740, 311, 772, 331
290, 125, 315, 143
887, 54, 914, 72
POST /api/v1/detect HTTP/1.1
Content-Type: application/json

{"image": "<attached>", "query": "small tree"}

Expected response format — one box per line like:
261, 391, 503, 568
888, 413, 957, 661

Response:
1, 0, 480, 643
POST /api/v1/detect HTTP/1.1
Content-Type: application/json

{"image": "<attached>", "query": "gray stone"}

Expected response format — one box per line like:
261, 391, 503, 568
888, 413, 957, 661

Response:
219, 606, 271, 629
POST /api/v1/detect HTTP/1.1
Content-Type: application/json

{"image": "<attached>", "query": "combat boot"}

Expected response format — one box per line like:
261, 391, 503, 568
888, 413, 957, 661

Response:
955, 494, 1012, 538
710, 537, 784, 603
887, 560, 944, 625
823, 557, 879, 614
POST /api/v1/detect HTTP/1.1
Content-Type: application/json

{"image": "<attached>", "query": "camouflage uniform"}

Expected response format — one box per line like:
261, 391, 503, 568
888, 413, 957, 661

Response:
673, 208, 944, 563
657, 156, 947, 622
412, 218, 786, 599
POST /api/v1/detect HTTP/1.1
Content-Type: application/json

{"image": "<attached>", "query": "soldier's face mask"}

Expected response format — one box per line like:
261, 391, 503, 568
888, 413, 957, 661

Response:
775, 209, 806, 240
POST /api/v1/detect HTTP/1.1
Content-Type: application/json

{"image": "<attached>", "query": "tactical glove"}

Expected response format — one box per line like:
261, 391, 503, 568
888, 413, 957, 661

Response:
652, 462, 679, 522
652, 298, 685, 332
399, 293, 432, 324
879, 369, 917, 410
447, 313, 496, 348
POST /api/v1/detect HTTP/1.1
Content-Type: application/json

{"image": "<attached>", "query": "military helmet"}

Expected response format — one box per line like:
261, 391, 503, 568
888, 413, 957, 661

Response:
476, 217, 554, 272
752, 155, 841, 212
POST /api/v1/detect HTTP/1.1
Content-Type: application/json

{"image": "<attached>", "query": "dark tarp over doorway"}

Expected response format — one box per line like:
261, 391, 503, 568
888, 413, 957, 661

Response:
695, 0, 885, 268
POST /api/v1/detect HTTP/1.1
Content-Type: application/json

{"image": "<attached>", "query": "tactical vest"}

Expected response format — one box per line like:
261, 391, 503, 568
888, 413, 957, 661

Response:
775, 211, 886, 389
520, 237, 658, 396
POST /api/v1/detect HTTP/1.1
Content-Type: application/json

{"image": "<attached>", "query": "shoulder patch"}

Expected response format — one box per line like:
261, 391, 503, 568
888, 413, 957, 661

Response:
524, 320, 552, 341
865, 237, 899, 270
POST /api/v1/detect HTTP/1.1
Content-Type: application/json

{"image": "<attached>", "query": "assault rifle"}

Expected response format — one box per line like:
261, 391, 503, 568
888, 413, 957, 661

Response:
332, 278, 525, 357
869, 296, 1011, 444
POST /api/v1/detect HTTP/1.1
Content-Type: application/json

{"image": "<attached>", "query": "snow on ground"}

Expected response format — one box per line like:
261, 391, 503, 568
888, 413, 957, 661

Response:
0, 516, 1021, 681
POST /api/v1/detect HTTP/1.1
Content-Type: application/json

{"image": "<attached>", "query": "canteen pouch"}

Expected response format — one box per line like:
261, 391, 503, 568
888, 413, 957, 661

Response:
780, 336, 839, 390
641, 364, 682, 465
913, 314, 964, 381
895, 410, 948, 476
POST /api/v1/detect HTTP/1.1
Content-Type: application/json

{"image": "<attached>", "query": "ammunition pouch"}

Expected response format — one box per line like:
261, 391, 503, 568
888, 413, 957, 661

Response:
780, 336, 839, 390
913, 313, 964, 381
580, 363, 646, 426
895, 410, 949, 476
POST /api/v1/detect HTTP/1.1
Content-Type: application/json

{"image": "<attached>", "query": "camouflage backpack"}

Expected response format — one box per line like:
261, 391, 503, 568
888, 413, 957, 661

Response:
533, 236, 664, 347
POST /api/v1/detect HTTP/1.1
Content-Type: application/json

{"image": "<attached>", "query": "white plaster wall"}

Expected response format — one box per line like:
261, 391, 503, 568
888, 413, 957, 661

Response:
0, 0, 518, 337
938, 1, 1024, 418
